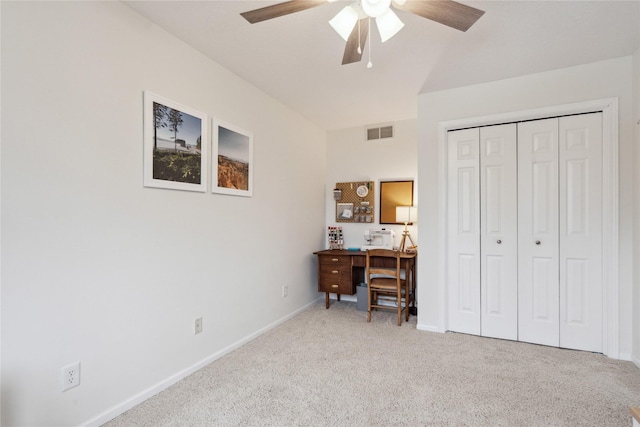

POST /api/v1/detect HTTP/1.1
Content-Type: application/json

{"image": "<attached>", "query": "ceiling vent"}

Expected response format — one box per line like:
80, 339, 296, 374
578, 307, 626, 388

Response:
365, 124, 394, 141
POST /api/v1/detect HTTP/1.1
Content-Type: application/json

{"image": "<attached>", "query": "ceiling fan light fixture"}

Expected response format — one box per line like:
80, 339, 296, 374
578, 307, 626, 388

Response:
361, 0, 391, 18
329, 5, 359, 41
376, 8, 404, 42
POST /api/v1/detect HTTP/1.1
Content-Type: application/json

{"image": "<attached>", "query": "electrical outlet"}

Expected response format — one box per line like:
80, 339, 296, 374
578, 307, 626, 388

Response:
282, 285, 288, 298
195, 317, 203, 334
61, 362, 80, 392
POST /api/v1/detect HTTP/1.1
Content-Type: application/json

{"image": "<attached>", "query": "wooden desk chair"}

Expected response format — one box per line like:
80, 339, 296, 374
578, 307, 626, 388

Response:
365, 249, 409, 326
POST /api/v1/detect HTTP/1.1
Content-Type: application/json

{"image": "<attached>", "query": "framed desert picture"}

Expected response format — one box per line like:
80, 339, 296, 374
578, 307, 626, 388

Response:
143, 91, 208, 192
212, 120, 253, 197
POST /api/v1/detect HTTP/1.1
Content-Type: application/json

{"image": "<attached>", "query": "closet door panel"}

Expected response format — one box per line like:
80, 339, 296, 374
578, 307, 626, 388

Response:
447, 128, 481, 335
559, 112, 603, 352
531, 257, 556, 322
480, 124, 518, 340
518, 118, 560, 347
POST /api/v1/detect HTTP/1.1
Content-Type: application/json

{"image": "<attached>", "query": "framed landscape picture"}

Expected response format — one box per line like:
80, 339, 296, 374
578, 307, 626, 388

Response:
212, 119, 253, 197
143, 91, 208, 192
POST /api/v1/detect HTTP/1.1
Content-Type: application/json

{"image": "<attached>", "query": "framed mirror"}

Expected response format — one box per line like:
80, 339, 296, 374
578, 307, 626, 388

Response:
379, 180, 414, 224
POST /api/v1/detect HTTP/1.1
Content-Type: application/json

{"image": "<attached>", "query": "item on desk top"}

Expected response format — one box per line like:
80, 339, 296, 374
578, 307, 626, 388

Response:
327, 226, 344, 250
361, 228, 395, 251
347, 247, 360, 251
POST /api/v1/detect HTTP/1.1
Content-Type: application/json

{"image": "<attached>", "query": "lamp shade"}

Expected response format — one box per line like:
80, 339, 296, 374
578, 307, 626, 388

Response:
396, 206, 417, 224
329, 5, 359, 41
376, 8, 404, 42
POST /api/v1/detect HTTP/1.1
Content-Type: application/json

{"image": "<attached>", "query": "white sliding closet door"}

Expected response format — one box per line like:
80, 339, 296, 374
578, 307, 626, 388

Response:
517, 118, 560, 347
517, 113, 603, 351
447, 112, 603, 352
447, 125, 518, 338
480, 124, 518, 340
447, 128, 480, 335
559, 113, 603, 352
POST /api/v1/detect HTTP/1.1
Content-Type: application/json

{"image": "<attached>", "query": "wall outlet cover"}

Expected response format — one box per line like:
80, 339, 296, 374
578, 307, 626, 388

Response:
61, 362, 81, 392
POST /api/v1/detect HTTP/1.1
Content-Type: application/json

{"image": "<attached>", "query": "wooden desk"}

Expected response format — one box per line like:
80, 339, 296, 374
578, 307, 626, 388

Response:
314, 249, 416, 309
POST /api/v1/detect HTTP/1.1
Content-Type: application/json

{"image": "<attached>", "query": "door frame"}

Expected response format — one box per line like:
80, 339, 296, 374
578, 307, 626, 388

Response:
437, 98, 619, 358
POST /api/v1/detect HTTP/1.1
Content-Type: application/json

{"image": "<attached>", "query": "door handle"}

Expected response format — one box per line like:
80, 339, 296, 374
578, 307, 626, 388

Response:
497, 240, 502, 244
536, 240, 541, 245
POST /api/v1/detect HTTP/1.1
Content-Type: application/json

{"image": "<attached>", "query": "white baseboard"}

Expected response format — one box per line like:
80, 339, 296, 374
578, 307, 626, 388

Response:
618, 352, 632, 362
416, 323, 441, 333
82, 298, 320, 427
632, 354, 640, 370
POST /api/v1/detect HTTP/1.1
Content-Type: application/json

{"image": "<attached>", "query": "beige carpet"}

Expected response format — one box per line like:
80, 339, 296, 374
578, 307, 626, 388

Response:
105, 300, 640, 426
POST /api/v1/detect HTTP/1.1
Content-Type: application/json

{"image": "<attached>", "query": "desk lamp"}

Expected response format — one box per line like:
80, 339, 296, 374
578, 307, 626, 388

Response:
396, 206, 417, 252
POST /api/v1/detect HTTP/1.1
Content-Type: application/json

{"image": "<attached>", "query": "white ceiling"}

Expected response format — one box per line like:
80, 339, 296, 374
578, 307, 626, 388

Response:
124, 0, 640, 130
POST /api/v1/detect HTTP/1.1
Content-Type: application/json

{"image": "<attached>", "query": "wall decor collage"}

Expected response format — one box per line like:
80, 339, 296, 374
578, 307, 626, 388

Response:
143, 91, 253, 197
333, 180, 414, 224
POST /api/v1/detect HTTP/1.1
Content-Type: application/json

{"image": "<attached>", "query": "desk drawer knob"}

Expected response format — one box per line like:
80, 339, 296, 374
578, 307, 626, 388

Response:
331, 284, 339, 288
331, 270, 339, 274
331, 258, 339, 262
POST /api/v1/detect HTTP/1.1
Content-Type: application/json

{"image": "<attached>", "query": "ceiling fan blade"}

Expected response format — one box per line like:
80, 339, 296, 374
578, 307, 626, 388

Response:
394, 0, 484, 32
342, 19, 369, 65
241, 0, 327, 24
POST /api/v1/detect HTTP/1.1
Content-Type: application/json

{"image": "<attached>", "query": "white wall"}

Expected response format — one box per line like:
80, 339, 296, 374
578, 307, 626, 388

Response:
417, 57, 636, 358
325, 120, 418, 259
633, 47, 640, 368
1, 2, 326, 426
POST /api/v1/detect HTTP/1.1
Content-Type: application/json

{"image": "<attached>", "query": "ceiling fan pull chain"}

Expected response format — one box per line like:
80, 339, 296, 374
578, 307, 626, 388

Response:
357, 18, 362, 54
367, 18, 373, 68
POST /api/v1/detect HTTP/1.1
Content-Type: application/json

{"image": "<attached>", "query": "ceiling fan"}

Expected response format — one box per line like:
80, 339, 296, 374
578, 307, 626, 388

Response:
240, 0, 484, 66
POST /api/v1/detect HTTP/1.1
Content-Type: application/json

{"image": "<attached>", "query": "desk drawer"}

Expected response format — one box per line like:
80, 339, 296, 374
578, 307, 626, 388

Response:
318, 255, 350, 268
318, 256, 353, 294
318, 277, 352, 294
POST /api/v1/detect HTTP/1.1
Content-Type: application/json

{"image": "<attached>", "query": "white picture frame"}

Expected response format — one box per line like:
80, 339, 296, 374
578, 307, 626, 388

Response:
143, 91, 208, 192
212, 119, 253, 197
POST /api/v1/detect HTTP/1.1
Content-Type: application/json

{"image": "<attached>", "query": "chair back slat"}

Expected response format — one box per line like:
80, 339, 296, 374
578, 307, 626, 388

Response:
366, 249, 401, 280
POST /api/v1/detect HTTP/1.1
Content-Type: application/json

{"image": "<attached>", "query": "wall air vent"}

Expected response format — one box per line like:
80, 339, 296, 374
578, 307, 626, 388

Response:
365, 124, 394, 141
